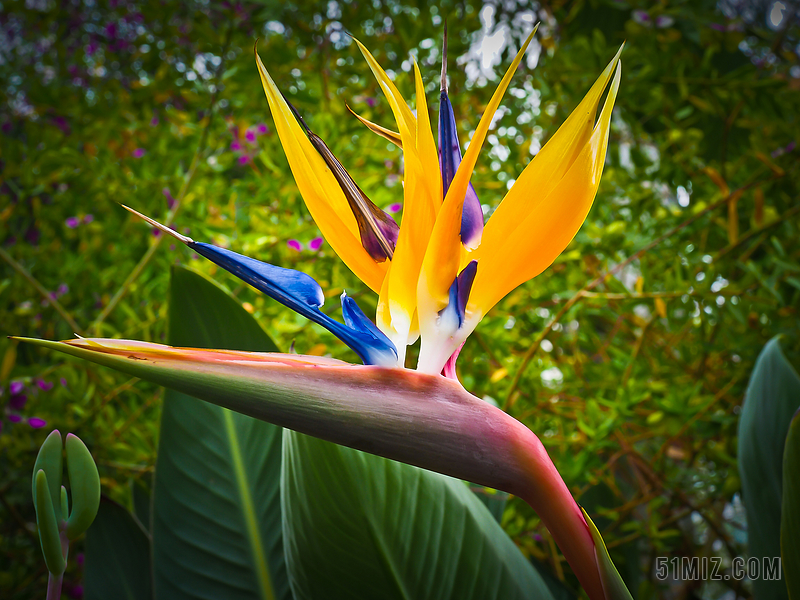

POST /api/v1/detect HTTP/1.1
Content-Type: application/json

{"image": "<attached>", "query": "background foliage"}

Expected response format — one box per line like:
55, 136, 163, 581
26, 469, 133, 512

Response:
2, 0, 799, 598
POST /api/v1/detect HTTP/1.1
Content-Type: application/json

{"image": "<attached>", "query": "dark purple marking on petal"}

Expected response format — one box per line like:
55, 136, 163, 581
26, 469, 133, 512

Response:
284, 97, 399, 261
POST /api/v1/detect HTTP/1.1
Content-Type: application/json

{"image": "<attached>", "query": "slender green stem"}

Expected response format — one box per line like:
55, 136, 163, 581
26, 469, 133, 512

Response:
0, 246, 83, 335
89, 25, 234, 336
89, 156, 200, 336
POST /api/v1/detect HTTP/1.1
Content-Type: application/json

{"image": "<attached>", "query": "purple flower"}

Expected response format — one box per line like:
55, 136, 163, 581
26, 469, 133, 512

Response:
28, 417, 47, 429
51, 116, 71, 136
238, 155, 251, 165
287, 239, 303, 252
150, 116, 159, 127
76, 553, 84, 567
67, 583, 83, 599
786, 141, 796, 153
153, 228, 162, 238
245, 130, 257, 144
83, 214, 94, 224
8, 414, 22, 423
366, 97, 377, 108
9, 394, 27, 410
37, 379, 54, 392
257, 124, 268, 135
163, 187, 176, 210
57, 283, 69, 296
655, 15, 674, 28
66, 216, 80, 229
632, 10, 652, 26
308, 237, 324, 251
25, 226, 40, 245
231, 141, 242, 152
9, 381, 24, 395
388, 203, 402, 214
133, 148, 146, 158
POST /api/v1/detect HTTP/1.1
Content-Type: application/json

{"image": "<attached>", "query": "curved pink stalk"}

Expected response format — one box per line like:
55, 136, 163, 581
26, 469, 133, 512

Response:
17, 337, 607, 599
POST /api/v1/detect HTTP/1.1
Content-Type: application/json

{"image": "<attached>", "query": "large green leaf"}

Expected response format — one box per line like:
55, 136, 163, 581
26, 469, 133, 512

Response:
85, 497, 153, 600
152, 266, 290, 600
281, 431, 556, 600
738, 336, 800, 600
782, 410, 800, 600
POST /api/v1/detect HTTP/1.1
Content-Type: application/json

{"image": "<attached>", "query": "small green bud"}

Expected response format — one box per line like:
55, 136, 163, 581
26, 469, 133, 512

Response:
65, 433, 100, 539
35, 470, 66, 575
32, 430, 63, 522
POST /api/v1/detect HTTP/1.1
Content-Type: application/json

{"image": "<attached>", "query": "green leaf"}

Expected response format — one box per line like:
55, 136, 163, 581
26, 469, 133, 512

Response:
85, 497, 153, 600
581, 508, 633, 600
469, 484, 508, 524
281, 431, 557, 600
152, 266, 290, 600
782, 410, 800, 600
738, 336, 800, 600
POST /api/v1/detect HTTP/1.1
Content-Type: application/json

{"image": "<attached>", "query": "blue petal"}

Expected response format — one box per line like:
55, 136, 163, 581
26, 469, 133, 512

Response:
340, 293, 399, 366
188, 242, 397, 366
438, 90, 484, 249
442, 260, 478, 328
190, 242, 324, 311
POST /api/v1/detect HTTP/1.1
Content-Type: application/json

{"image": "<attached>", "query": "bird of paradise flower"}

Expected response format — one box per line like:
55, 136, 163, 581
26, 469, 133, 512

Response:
18, 27, 629, 600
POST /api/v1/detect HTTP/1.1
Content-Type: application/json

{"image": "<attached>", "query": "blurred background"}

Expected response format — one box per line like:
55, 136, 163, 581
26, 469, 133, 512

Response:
1, 0, 799, 598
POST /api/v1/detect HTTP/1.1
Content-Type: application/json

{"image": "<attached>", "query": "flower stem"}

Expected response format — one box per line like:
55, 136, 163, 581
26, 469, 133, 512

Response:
46, 572, 63, 600
509, 423, 606, 600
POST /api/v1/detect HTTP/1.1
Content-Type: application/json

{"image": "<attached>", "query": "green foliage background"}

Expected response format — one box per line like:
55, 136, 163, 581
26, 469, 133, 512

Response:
1, 0, 799, 597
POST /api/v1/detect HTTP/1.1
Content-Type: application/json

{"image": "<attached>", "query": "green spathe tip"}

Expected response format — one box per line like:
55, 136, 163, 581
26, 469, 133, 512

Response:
33, 430, 63, 523
65, 433, 101, 540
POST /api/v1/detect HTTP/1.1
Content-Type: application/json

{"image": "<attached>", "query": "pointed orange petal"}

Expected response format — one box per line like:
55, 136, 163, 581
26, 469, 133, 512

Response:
382, 61, 442, 348
469, 61, 622, 315
478, 44, 624, 264
255, 48, 388, 292
347, 104, 403, 148
353, 38, 417, 146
